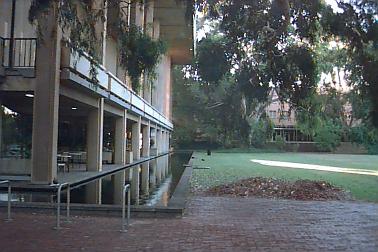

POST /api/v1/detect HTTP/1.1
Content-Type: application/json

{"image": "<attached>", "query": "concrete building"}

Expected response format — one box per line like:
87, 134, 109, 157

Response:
0, 0, 193, 203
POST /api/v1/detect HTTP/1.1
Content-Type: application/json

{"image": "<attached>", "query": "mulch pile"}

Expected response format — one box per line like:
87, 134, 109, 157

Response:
205, 177, 350, 201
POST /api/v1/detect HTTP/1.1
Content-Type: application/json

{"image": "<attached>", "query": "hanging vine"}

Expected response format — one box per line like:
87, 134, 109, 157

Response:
28, 0, 167, 91
117, 21, 167, 91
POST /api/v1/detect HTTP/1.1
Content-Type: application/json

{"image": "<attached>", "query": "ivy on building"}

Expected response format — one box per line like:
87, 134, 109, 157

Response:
117, 22, 167, 91
28, 0, 166, 92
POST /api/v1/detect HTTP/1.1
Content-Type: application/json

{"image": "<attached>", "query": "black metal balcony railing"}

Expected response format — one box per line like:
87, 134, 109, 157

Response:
0, 37, 37, 69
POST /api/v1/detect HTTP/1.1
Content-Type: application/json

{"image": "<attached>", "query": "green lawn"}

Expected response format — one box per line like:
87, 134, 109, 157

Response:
191, 152, 378, 202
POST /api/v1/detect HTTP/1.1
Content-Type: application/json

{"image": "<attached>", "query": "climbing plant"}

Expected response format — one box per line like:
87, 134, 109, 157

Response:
28, 0, 167, 91
117, 22, 167, 91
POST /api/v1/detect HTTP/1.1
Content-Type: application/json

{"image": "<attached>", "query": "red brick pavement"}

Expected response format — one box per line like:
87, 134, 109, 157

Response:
0, 197, 377, 252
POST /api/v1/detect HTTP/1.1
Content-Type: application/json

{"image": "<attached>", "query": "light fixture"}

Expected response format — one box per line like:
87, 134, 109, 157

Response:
71, 107, 78, 110
25, 93, 34, 98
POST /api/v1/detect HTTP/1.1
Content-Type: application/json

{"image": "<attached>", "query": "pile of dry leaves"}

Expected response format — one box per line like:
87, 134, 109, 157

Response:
205, 177, 350, 201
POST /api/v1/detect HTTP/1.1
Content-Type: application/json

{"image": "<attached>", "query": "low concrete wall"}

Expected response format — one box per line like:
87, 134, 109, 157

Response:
168, 152, 194, 211
0, 158, 31, 175
0, 202, 183, 218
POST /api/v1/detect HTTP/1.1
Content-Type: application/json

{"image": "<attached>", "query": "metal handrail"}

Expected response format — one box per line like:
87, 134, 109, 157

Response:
0, 180, 11, 221
121, 184, 131, 233
53, 180, 131, 232
54, 183, 69, 230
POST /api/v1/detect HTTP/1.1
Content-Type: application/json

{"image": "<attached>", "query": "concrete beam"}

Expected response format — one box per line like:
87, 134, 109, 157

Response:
104, 102, 124, 117
59, 84, 100, 109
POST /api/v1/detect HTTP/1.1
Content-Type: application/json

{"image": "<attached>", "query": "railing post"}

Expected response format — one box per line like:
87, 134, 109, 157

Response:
7, 182, 11, 221
55, 183, 68, 230
66, 184, 71, 222
121, 184, 130, 233
127, 185, 131, 226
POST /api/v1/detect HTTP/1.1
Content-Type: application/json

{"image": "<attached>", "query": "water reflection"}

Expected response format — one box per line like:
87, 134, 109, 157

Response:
0, 152, 191, 206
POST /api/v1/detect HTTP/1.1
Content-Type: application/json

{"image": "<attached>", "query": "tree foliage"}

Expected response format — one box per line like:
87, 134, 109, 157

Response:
189, 0, 378, 128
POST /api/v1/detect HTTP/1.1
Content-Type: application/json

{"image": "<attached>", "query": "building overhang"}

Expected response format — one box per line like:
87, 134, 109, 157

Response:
154, 0, 194, 65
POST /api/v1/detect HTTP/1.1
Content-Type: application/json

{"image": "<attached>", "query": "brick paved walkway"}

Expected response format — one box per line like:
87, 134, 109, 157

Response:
0, 197, 377, 252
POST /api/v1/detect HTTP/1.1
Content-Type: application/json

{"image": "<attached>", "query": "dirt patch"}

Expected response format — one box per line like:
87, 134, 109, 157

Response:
203, 177, 351, 201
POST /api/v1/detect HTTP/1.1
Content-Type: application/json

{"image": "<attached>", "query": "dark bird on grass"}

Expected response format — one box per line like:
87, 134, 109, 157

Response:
201, 159, 205, 161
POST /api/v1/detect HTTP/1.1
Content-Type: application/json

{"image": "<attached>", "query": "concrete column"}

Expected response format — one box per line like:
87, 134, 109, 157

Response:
142, 122, 150, 157
149, 126, 157, 156
31, 6, 61, 184
93, 0, 107, 63
151, 20, 160, 107
145, 0, 154, 36
141, 121, 150, 195
131, 117, 141, 204
141, 161, 149, 196
156, 157, 161, 184
152, 126, 157, 148
87, 98, 104, 172
134, 1, 145, 28
164, 154, 169, 177
113, 170, 126, 205
85, 98, 104, 204
131, 0, 145, 95
85, 179, 102, 204
0, 101, 2, 154
167, 133, 170, 151
114, 110, 127, 164
142, 0, 154, 103
161, 131, 166, 153
165, 131, 169, 152
163, 57, 172, 118
113, 110, 127, 204
154, 55, 171, 114
132, 117, 141, 160
149, 159, 156, 189
156, 128, 162, 155
161, 156, 166, 180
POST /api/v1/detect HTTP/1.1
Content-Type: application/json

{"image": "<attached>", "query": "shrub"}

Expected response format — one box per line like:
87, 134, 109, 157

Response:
314, 122, 342, 152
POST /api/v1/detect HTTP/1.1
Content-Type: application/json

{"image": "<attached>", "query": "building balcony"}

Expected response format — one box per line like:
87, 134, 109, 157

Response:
60, 46, 173, 130
0, 37, 37, 78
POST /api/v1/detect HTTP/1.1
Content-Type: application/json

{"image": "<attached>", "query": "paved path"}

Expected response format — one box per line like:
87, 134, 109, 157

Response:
0, 197, 377, 251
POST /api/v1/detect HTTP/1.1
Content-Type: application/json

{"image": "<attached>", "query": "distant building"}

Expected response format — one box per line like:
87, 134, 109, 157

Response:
265, 90, 312, 143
